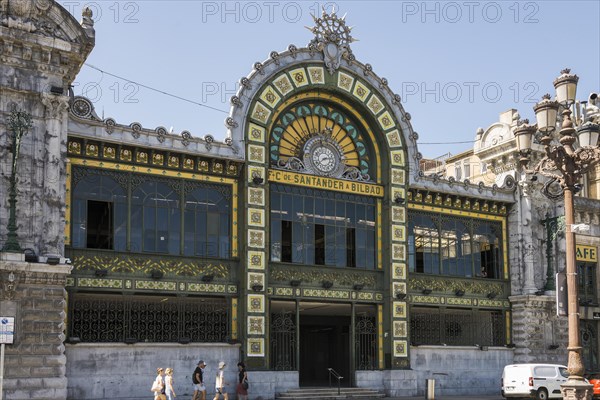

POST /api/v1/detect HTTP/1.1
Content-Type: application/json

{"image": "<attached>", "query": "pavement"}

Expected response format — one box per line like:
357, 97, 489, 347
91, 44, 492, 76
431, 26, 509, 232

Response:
383, 397, 504, 400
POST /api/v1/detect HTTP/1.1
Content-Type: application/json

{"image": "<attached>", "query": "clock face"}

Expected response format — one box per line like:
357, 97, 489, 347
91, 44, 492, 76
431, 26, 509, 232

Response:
312, 145, 337, 173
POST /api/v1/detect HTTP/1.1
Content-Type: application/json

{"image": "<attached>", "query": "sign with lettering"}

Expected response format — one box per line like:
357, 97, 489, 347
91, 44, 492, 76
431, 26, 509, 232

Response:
0, 317, 14, 344
576, 245, 598, 263
593, 312, 600, 320
268, 170, 385, 198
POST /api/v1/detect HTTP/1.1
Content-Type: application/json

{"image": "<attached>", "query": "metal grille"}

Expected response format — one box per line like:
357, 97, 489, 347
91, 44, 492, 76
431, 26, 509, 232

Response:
410, 307, 505, 346
355, 316, 377, 370
69, 293, 229, 343
270, 311, 296, 371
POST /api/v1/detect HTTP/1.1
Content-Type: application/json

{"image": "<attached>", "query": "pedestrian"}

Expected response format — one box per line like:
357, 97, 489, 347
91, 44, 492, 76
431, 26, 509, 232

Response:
165, 368, 176, 400
151, 367, 166, 400
236, 362, 248, 400
213, 361, 228, 400
192, 360, 207, 400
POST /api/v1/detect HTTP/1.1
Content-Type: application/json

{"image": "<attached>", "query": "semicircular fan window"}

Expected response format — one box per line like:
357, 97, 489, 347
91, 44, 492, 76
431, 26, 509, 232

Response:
270, 102, 372, 182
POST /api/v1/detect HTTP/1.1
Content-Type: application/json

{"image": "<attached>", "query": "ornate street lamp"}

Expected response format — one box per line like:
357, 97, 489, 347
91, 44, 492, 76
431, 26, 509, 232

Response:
2, 110, 33, 253
515, 69, 600, 400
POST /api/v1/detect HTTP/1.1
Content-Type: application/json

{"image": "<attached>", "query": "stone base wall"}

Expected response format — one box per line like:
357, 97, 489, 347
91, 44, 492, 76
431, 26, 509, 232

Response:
66, 343, 241, 400
0, 255, 72, 400
510, 294, 568, 364
355, 347, 514, 397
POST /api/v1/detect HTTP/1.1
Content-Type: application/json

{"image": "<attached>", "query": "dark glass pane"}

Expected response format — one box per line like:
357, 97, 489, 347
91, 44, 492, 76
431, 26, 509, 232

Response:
271, 217, 281, 262
281, 220, 292, 262
315, 224, 325, 265
86, 200, 113, 249
183, 209, 195, 256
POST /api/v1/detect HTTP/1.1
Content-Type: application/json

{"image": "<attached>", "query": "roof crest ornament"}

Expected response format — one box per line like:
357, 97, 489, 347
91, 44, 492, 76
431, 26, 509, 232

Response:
306, 6, 356, 75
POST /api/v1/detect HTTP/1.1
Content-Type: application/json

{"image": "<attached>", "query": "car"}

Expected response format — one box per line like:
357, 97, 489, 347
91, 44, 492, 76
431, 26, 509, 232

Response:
502, 364, 568, 399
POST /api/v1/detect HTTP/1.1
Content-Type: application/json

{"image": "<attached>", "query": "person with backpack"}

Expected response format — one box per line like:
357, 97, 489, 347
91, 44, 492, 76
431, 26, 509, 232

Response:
192, 360, 206, 400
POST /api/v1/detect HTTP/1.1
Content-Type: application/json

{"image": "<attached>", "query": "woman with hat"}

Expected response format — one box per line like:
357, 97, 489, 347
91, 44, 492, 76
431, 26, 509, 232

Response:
213, 361, 228, 400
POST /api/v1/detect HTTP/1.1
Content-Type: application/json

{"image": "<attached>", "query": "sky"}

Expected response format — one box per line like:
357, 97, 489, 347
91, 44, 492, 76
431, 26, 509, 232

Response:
64, 0, 600, 159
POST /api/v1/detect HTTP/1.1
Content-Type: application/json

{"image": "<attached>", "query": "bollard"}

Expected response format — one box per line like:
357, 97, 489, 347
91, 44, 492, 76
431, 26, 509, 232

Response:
425, 378, 435, 399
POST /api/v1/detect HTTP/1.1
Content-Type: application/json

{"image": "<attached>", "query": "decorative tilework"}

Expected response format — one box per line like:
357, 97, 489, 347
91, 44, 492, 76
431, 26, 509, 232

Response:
251, 102, 271, 124
337, 72, 354, 92
386, 130, 402, 148
248, 145, 265, 164
353, 81, 371, 102
187, 283, 227, 293
307, 66, 325, 84
392, 263, 407, 280
103, 146, 116, 159
367, 95, 384, 114
303, 289, 350, 299
390, 150, 405, 166
273, 74, 294, 96
247, 166, 265, 184
248, 272, 265, 289
152, 153, 164, 166
378, 111, 394, 130
248, 188, 265, 206
136, 151, 148, 164
394, 340, 408, 357
392, 243, 406, 260
393, 321, 407, 338
392, 225, 406, 241
447, 298, 473, 306
392, 188, 406, 204
120, 149, 132, 162
247, 123, 266, 143
167, 156, 179, 168
358, 292, 374, 300
393, 302, 407, 318
248, 316, 265, 335
248, 294, 265, 313
248, 251, 265, 270
412, 295, 442, 304
183, 158, 194, 170
248, 208, 265, 227
248, 230, 265, 249
289, 68, 309, 87
78, 278, 123, 289
391, 206, 406, 223
68, 141, 81, 154
260, 86, 281, 108
275, 287, 294, 296
86, 143, 98, 157
248, 338, 265, 357
391, 169, 406, 185
393, 282, 407, 295
136, 280, 177, 291
198, 160, 210, 172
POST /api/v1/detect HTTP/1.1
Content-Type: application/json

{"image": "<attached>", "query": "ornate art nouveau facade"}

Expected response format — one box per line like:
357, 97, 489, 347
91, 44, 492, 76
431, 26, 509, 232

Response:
0, 3, 532, 400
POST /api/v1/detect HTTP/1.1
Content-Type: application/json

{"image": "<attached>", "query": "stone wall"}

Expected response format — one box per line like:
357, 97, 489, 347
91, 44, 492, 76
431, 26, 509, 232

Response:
0, 254, 72, 400
356, 347, 513, 397
510, 294, 568, 364
66, 343, 242, 400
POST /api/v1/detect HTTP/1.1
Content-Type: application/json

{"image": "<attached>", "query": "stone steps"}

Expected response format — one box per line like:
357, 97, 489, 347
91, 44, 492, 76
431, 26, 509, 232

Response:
276, 387, 386, 399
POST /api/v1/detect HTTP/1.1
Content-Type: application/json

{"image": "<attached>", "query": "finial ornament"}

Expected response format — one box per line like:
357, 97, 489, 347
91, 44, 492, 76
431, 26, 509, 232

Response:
306, 7, 356, 74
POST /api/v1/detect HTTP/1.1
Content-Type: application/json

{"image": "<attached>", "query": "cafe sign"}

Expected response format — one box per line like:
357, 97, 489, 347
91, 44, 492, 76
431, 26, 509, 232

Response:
576, 245, 598, 263
268, 170, 385, 198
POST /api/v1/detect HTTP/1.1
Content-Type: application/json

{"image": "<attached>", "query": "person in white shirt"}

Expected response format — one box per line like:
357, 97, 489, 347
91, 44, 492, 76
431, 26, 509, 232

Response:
213, 361, 228, 400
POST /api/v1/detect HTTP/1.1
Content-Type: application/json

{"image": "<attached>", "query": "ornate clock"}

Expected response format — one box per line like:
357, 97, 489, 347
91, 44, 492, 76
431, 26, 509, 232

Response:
303, 135, 346, 177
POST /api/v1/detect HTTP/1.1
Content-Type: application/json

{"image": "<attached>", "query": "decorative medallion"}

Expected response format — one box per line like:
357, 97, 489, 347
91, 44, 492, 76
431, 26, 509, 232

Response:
302, 134, 346, 177
307, 9, 356, 74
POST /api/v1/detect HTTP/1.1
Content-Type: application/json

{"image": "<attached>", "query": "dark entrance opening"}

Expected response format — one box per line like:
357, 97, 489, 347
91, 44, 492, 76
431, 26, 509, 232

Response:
299, 303, 351, 387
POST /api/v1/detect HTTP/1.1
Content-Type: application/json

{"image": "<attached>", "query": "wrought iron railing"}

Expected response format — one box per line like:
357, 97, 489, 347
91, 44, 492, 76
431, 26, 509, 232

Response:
68, 293, 229, 343
355, 316, 377, 370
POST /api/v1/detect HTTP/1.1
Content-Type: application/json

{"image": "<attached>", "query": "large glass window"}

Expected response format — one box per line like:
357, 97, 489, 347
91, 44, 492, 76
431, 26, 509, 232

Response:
408, 211, 503, 278
270, 184, 376, 269
578, 261, 597, 305
72, 167, 231, 258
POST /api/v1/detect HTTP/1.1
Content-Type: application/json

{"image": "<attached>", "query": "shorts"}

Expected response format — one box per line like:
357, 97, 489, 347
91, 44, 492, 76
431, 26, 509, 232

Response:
194, 383, 206, 392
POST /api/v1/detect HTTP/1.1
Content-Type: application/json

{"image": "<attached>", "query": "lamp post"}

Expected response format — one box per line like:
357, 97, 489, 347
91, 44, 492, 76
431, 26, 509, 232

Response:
514, 69, 600, 400
2, 110, 33, 253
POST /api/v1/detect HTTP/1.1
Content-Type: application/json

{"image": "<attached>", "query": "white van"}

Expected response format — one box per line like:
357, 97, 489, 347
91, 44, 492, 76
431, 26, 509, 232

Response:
502, 364, 568, 399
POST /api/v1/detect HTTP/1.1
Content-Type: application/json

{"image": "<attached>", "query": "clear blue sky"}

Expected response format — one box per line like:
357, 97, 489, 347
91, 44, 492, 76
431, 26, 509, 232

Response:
65, 0, 600, 158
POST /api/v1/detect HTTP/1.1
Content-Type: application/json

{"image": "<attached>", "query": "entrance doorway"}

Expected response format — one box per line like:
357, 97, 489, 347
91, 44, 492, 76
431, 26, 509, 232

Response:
269, 301, 377, 387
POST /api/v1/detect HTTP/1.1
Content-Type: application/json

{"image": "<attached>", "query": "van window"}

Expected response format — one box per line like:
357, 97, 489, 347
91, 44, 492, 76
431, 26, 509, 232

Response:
534, 366, 557, 378
559, 367, 569, 378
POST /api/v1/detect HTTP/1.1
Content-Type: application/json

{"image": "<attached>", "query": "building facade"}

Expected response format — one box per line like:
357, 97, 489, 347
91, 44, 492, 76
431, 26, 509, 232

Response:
7, 2, 594, 400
